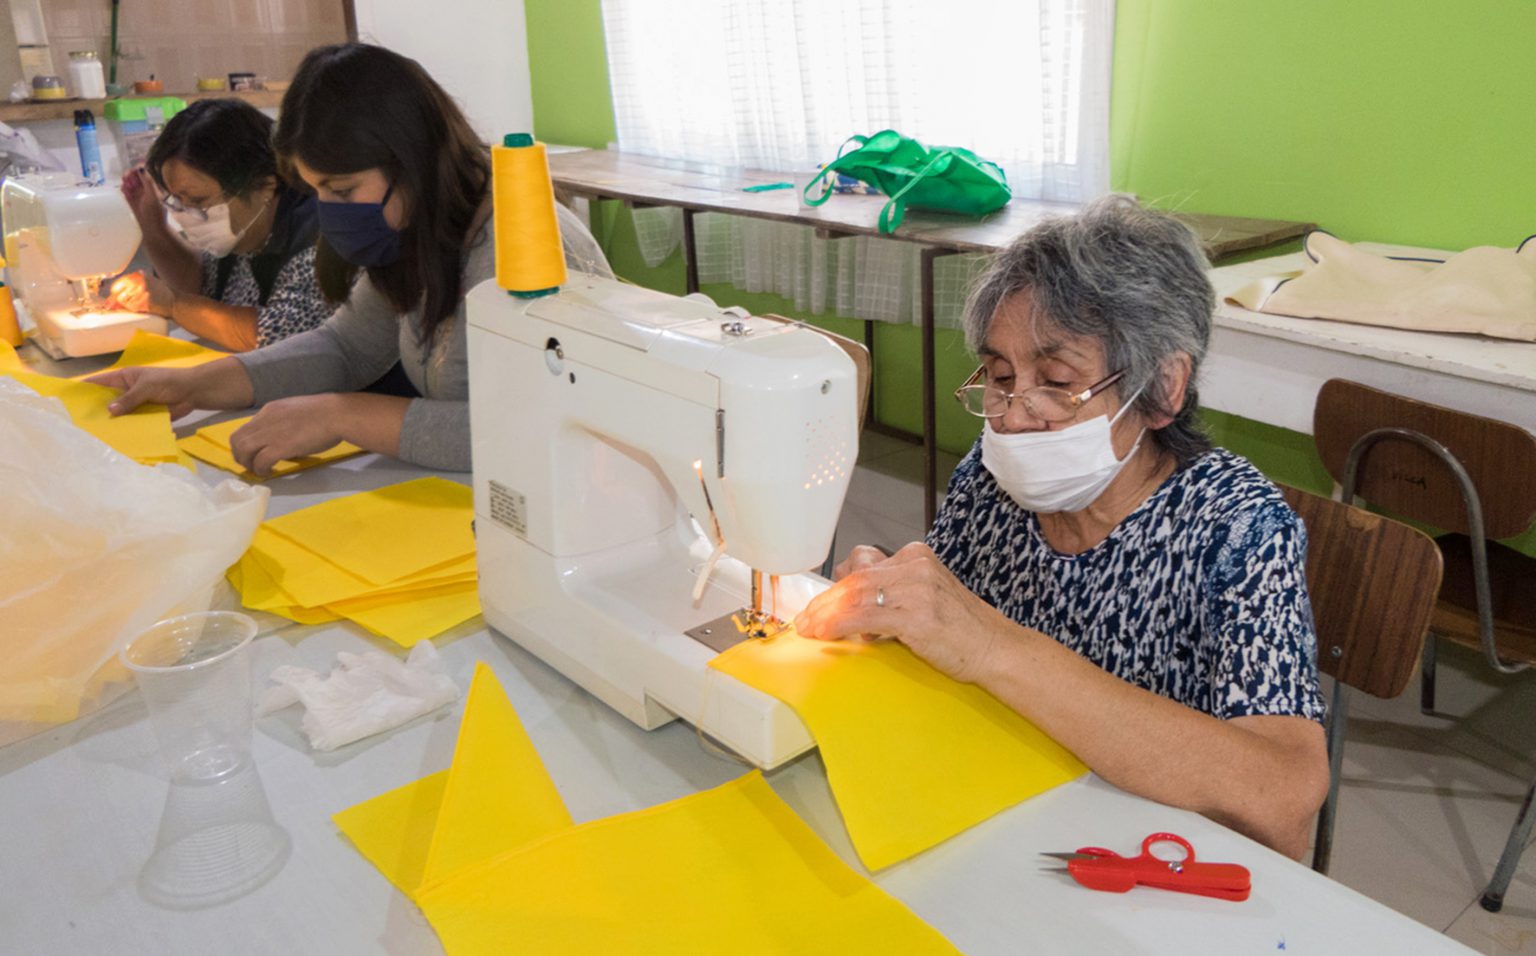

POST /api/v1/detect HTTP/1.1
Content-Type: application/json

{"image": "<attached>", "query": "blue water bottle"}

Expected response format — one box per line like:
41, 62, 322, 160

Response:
74, 109, 103, 184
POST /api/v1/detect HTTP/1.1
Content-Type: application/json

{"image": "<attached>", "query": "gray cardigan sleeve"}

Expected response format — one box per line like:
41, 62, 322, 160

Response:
236, 275, 402, 403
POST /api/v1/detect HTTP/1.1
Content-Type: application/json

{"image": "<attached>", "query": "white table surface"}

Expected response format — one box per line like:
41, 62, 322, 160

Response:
1205, 243, 1536, 437
0, 441, 1474, 955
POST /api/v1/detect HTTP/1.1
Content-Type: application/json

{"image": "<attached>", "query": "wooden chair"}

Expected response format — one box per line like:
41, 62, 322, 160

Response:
1312, 378, 1536, 909
1278, 484, 1443, 876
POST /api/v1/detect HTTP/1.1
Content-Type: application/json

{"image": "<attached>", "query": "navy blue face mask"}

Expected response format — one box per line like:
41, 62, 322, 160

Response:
317, 183, 402, 267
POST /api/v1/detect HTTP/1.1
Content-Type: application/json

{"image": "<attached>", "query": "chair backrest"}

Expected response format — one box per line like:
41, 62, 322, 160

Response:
1313, 379, 1536, 540
762, 313, 872, 424
1280, 483, 1444, 698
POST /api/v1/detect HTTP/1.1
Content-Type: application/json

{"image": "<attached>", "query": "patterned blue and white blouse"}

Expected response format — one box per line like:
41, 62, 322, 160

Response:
927, 444, 1326, 723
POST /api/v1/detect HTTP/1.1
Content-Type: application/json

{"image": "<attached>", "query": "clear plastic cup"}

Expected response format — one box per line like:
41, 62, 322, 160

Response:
121, 612, 290, 907
121, 611, 257, 782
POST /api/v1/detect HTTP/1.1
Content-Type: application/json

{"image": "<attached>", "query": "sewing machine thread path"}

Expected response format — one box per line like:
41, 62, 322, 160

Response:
467, 273, 858, 768
2, 171, 163, 358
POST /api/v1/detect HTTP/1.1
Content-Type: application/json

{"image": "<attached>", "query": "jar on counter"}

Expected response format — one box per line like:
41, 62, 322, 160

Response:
68, 51, 107, 99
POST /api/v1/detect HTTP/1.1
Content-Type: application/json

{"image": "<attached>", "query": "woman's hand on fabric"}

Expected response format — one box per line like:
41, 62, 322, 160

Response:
89, 365, 200, 419
793, 542, 1007, 683
88, 356, 255, 419
229, 394, 349, 476
107, 271, 174, 316
830, 544, 891, 581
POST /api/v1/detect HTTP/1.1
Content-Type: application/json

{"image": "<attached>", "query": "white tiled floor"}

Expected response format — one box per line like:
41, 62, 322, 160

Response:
838, 430, 1536, 954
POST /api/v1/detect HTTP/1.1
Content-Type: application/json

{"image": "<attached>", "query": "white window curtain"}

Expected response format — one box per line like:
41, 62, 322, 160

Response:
601, 0, 1115, 327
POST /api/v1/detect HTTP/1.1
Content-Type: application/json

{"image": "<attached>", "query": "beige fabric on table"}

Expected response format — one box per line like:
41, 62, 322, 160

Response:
1227, 232, 1536, 342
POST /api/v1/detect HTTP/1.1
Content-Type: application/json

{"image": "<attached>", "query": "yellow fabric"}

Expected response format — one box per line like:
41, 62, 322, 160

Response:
335, 663, 957, 955
0, 340, 21, 371
179, 415, 363, 480
265, 476, 475, 585
416, 772, 959, 956
710, 630, 1087, 871
325, 580, 482, 648
332, 664, 573, 900
2, 361, 177, 463
227, 507, 480, 646
78, 330, 230, 376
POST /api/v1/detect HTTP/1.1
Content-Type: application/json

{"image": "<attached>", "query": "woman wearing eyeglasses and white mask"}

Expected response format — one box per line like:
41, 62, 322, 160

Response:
109, 98, 329, 351
795, 196, 1329, 859
92, 43, 609, 474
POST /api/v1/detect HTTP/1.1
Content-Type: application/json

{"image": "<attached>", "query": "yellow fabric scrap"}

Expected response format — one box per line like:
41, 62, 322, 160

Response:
332, 663, 573, 899
265, 476, 475, 585
0, 345, 178, 463
711, 630, 1087, 871
334, 663, 958, 955
76, 330, 229, 377
417, 772, 959, 955
325, 580, 482, 648
225, 479, 480, 646
179, 415, 363, 480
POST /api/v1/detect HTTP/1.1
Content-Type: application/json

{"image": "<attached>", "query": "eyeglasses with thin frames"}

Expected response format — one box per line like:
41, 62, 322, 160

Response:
953, 366, 1128, 422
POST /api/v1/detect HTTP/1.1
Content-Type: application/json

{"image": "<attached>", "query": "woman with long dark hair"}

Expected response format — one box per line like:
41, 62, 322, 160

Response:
93, 43, 606, 473
109, 97, 328, 351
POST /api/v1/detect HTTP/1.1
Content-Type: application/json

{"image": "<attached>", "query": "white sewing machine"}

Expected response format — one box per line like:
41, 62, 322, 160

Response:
467, 272, 858, 768
2, 171, 162, 358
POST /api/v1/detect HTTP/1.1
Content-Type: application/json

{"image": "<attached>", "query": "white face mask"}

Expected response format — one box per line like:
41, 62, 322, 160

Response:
981, 388, 1146, 513
167, 195, 268, 257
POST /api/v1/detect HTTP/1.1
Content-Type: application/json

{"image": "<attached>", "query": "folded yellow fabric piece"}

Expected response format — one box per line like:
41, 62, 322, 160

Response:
265, 476, 475, 586
332, 663, 575, 899
227, 480, 480, 645
0, 343, 177, 463
78, 330, 230, 377
326, 579, 482, 648
335, 663, 958, 955
418, 772, 959, 955
179, 415, 363, 480
711, 630, 1087, 871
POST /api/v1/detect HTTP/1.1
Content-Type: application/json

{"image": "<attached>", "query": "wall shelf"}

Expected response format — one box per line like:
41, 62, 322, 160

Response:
0, 88, 284, 123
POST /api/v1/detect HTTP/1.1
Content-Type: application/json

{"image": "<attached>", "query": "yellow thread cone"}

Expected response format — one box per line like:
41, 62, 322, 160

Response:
492, 134, 566, 297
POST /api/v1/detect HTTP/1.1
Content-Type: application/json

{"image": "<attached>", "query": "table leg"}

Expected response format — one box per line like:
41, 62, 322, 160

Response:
863, 319, 876, 429
919, 248, 959, 528
921, 250, 941, 527
682, 208, 700, 295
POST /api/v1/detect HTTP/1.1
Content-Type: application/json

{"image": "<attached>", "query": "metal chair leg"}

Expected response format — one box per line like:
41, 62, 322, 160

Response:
1312, 681, 1351, 875
1420, 632, 1438, 715
1482, 775, 1536, 912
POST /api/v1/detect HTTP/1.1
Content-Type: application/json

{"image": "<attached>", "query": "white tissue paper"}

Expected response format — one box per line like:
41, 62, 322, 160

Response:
258, 641, 460, 752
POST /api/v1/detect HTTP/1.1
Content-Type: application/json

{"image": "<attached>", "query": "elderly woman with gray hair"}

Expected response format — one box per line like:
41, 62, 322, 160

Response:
794, 195, 1329, 859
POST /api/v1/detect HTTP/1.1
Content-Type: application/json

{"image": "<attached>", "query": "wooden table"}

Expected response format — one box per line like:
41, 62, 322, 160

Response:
548, 149, 1313, 525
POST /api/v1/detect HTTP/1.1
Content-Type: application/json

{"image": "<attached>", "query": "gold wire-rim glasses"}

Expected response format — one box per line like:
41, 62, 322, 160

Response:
953, 366, 1128, 422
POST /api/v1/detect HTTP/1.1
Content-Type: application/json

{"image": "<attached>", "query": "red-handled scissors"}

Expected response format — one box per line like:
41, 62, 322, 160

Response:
1041, 832, 1251, 902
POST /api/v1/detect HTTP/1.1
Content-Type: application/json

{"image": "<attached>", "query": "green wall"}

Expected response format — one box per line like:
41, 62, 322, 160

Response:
1111, 1, 1536, 250
524, 0, 1536, 552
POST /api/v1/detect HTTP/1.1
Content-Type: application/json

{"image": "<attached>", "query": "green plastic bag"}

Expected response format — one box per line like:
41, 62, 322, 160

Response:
803, 130, 1012, 234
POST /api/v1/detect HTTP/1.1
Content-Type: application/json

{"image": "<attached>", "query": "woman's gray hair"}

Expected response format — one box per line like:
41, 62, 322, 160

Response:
961, 194, 1215, 464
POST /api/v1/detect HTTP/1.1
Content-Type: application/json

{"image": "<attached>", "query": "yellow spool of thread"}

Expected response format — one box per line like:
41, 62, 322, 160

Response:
492, 133, 567, 298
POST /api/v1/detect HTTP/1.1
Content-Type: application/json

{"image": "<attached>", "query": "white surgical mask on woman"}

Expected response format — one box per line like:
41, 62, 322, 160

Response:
981, 388, 1145, 513
167, 196, 268, 257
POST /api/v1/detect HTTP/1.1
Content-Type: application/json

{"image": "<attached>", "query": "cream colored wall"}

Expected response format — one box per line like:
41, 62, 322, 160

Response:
351, 0, 534, 142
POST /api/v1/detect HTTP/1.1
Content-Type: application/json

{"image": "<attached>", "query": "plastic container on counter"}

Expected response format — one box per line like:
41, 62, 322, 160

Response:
103, 97, 186, 173
31, 75, 66, 100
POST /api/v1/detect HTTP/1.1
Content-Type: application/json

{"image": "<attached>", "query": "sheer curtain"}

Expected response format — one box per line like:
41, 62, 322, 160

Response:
601, 0, 1115, 326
